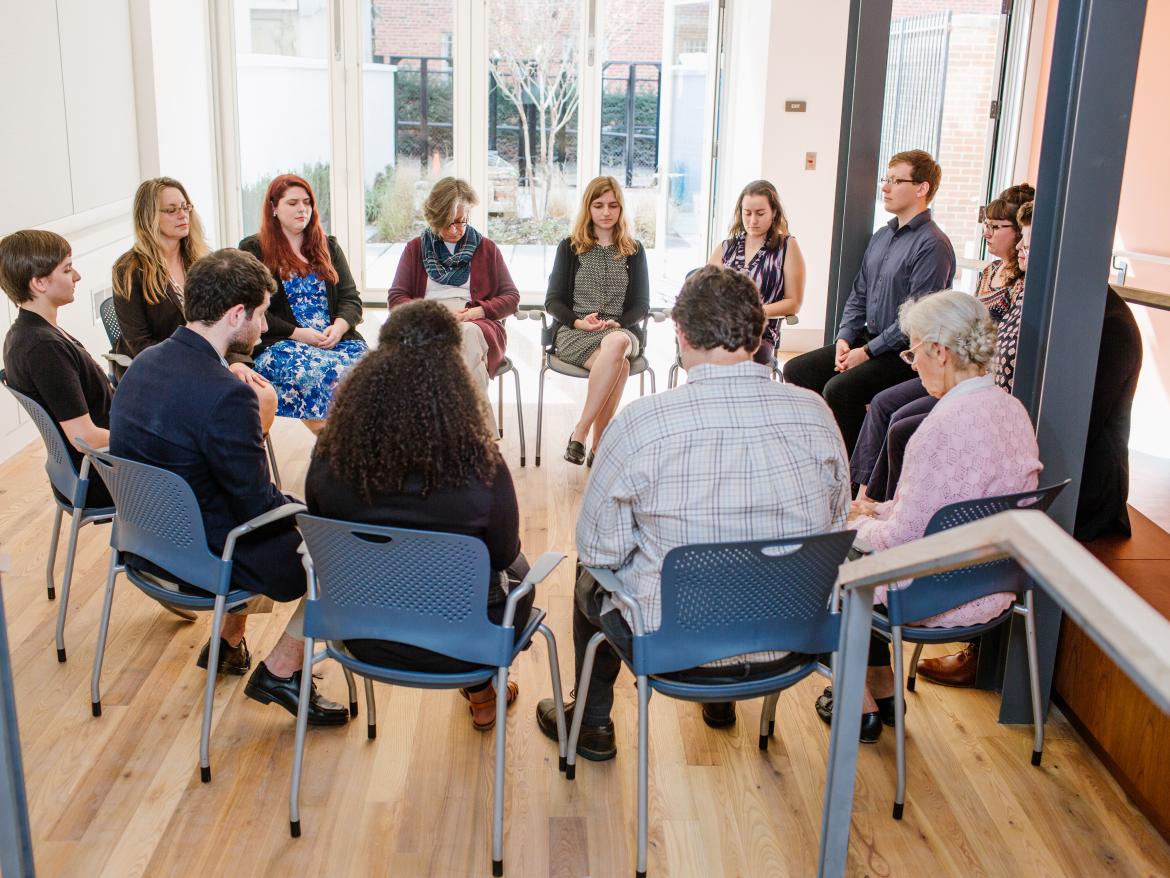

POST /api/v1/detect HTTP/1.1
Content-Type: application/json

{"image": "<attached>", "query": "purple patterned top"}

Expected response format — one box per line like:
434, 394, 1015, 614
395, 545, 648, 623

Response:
721, 233, 790, 346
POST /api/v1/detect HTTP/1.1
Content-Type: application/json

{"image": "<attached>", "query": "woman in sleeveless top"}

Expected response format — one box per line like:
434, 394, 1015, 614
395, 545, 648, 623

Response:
708, 180, 805, 366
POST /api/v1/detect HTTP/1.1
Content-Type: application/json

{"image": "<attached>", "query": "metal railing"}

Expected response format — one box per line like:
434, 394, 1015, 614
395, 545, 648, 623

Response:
879, 12, 952, 167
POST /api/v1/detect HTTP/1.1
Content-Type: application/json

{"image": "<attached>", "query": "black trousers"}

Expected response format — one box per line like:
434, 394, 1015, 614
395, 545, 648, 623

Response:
783, 340, 917, 456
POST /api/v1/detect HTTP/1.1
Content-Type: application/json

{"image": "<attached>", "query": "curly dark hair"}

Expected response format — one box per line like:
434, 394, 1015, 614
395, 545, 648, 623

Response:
315, 300, 502, 500
673, 265, 765, 353
184, 248, 275, 324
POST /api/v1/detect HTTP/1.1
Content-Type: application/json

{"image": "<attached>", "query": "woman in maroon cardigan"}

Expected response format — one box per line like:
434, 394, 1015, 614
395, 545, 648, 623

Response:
388, 178, 518, 391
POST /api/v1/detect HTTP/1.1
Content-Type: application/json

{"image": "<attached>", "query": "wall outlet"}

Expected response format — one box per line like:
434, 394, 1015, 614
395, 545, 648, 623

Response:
805, 152, 817, 170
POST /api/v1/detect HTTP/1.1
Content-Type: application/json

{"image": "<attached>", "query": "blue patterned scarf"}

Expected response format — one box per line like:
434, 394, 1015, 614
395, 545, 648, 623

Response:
421, 226, 481, 286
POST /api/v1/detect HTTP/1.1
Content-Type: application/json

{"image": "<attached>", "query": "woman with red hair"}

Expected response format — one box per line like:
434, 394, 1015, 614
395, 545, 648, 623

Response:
240, 174, 367, 433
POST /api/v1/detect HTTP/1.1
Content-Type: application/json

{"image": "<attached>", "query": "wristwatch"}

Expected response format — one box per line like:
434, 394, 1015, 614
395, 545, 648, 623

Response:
861, 343, 873, 358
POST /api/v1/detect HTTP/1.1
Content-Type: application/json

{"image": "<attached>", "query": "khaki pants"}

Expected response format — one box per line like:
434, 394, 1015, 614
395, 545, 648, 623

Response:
135, 569, 305, 639
460, 321, 490, 393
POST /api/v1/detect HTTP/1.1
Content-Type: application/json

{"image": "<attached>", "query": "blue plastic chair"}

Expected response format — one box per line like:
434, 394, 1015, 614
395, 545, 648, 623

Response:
872, 479, 1069, 820
573, 530, 856, 878
1, 370, 115, 662
291, 515, 568, 876
82, 443, 306, 782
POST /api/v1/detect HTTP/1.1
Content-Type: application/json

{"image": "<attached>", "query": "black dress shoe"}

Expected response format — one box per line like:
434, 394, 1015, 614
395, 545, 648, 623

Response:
536, 698, 616, 761
814, 686, 883, 744
196, 637, 251, 675
701, 701, 737, 728
564, 438, 586, 465
244, 661, 349, 726
586, 449, 595, 468
874, 695, 905, 727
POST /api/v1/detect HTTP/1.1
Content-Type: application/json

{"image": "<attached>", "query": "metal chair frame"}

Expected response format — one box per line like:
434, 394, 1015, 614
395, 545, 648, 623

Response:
570, 531, 855, 877
81, 443, 306, 783
290, 515, 568, 876
493, 356, 526, 467
1, 371, 116, 662
533, 312, 656, 466
666, 313, 797, 388
871, 480, 1070, 820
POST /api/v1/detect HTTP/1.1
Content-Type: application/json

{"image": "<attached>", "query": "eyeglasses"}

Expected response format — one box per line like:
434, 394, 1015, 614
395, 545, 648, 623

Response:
983, 219, 1014, 233
880, 176, 919, 187
160, 203, 194, 216
446, 219, 469, 230
899, 339, 930, 366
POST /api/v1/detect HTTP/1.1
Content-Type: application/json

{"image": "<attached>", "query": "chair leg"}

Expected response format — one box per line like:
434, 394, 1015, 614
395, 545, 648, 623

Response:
343, 666, 358, 718
90, 558, 121, 717
640, 372, 645, 397
647, 366, 656, 395
199, 596, 228, 783
46, 505, 63, 600
535, 364, 548, 466
497, 372, 505, 439
55, 509, 86, 662
892, 628, 907, 820
537, 624, 567, 771
289, 635, 316, 837
636, 674, 650, 877
667, 362, 678, 390
758, 692, 780, 751
1023, 592, 1045, 766
906, 642, 925, 692
511, 363, 526, 468
364, 677, 377, 739
492, 666, 509, 877
565, 631, 606, 781
265, 434, 282, 490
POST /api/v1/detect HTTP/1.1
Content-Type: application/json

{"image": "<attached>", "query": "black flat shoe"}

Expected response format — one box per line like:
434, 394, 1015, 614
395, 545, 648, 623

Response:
814, 686, 883, 744
874, 695, 905, 727
701, 701, 737, 728
196, 637, 251, 675
537, 698, 616, 762
564, 438, 586, 465
244, 661, 349, 726
586, 449, 595, 468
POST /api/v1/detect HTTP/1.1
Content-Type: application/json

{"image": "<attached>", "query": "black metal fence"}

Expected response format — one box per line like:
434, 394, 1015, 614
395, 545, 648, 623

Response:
878, 12, 952, 165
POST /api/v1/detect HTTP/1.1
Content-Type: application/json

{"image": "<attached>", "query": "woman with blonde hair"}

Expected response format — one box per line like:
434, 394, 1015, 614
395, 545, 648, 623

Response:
545, 175, 649, 465
708, 179, 805, 365
114, 177, 275, 427
388, 177, 519, 392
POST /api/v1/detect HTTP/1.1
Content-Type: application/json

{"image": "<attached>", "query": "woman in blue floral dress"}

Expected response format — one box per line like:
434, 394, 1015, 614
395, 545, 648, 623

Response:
240, 173, 367, 433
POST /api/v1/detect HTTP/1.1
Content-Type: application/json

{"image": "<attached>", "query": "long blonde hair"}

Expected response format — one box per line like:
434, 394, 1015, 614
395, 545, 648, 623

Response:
569, 176, 638, 258
114, 177, 209, 305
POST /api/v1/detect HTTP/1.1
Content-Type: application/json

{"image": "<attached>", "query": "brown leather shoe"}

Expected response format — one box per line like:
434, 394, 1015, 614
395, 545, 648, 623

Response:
916, 644, 978, 687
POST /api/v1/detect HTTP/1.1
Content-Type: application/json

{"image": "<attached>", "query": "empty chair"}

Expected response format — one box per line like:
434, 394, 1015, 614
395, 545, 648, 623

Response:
83, 444, 305, 782
1, 371, 115, 662
570, 531, 855, 877
873, 479, 1069, 820
290, 515, 567, 877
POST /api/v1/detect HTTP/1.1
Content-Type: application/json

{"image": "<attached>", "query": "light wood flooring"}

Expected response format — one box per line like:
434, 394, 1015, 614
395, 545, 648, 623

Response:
3, 323, 1170, 877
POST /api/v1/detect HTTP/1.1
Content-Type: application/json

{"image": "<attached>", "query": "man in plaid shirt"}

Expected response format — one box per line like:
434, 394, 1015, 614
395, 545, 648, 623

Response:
537, 265, 850, 760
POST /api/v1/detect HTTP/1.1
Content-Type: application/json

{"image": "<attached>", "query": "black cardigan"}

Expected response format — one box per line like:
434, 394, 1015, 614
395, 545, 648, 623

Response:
238, 234, 364, 357
544, 237, 650, 344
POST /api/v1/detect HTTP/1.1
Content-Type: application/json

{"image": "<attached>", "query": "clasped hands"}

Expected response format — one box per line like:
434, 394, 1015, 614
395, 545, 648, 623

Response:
574, 312, 621, 332
834, 338, 871, 372
291, 318, 350, 350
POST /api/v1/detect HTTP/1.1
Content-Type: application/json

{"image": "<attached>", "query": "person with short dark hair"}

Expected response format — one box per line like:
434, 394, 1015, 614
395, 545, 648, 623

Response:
534, 265, 849, 759
784, 149, 956, 457
306, 300, 531, 731
110, 247, 349, 727
1, 229, 113, 507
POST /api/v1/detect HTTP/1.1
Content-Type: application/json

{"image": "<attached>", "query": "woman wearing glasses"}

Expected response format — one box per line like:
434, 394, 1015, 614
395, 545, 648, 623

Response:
851, 182, 1034, 507
240, 173, 367, 434
388, 177, 519, 393
814, 290, 1040, 742
114, 178, 276, 427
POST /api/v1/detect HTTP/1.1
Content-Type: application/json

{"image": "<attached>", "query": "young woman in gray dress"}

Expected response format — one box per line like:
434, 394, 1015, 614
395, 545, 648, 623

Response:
544, 176, 649, 465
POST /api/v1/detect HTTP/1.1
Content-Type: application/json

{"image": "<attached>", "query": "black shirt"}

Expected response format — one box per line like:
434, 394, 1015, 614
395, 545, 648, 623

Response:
3, 308, 113, 472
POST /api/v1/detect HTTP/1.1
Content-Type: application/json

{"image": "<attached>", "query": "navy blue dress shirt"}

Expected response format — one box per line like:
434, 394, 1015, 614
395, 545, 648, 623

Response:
835, 209, 956, 357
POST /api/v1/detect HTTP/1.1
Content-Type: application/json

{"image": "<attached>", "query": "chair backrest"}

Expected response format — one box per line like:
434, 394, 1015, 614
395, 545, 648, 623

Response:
297, 515, 516, 668
85, 447, 228, 593
98, 297, 122, 348
634, 530, 856, 677
884, 480, 1070, 626
1, 369, 85, 506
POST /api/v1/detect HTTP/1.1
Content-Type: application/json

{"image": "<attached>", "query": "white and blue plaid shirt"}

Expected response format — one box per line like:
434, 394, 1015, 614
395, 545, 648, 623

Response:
577, 360, 851, 662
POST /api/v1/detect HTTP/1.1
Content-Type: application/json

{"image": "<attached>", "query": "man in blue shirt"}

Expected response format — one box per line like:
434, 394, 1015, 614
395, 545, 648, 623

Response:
785, 150, 955, 458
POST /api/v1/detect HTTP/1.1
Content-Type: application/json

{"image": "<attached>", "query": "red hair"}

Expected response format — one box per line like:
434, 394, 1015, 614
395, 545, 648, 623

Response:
258, 174, 338, 284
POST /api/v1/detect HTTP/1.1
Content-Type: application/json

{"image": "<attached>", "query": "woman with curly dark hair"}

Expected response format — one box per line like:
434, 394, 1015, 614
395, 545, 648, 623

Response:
304, 300, 530, 731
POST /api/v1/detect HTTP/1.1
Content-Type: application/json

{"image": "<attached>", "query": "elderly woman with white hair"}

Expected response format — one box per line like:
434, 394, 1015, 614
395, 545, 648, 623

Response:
815, 290, 1042, 743
388, 177, 519, 392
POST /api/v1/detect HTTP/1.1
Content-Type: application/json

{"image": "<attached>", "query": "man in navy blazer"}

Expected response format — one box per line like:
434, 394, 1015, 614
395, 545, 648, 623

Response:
110, 248, 348, 726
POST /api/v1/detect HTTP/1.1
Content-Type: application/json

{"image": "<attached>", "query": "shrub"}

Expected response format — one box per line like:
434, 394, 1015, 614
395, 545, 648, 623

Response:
240, 161, 331, 235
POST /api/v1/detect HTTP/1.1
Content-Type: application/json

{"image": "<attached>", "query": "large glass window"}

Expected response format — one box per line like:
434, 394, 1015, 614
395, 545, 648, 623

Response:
233, 0, 332, 237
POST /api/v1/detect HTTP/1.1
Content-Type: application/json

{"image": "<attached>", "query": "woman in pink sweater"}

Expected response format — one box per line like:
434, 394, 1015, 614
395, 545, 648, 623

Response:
817, 290, 1041, 742
388, 178, 519, 392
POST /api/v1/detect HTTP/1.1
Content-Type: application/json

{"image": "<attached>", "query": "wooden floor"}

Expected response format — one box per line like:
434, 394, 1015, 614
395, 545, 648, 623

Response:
3, 326, 1170, 877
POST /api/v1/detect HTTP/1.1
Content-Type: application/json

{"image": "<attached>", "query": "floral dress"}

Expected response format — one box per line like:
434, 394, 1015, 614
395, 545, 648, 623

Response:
253, 273, 367, 419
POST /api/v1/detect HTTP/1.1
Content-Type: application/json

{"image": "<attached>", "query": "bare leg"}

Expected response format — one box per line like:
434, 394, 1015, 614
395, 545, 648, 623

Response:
263, 632, 306, 678
571, 333, 631, 444
863, 666, 895, 712
254, 382, 278, 435
591, 357, 630, 447
220, 614, 247, 647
